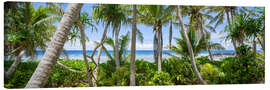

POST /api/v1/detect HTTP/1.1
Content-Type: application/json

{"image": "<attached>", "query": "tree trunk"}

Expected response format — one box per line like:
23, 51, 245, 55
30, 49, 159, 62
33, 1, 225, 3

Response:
4, 50, 25, 80
169, 20, 173, 49
25, 3, 83, 88
114, 27, 121, 85
92, 22, 110, 86
176, 6, 207, 84
253, 38, 256, 60
198, 17, 213, 61
153, 30, 158, 63
130, 5, 137, 86
257, 37, 264, 52
157, 23, 163, 72
79, 22, 93, 87
232, 38, 240, 58
92, 46, 102, 86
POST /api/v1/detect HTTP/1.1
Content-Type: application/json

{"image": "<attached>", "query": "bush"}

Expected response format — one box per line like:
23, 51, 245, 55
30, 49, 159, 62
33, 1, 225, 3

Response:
4, 61, 39, 88
162, 57, 197, 84
200, 63, 225, 84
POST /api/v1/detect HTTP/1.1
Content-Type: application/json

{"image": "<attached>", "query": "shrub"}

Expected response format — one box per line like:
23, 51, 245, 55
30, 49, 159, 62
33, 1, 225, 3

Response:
200, 63, 225, 84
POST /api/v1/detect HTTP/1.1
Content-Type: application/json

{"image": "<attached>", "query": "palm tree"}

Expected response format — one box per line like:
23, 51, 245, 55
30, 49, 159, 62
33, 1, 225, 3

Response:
25, 3, 83, 88
92, 4, 128, 85
207, 6, 240, 57
176, 6, 207, 84
130, 5, 137, 86
182, 6, 216, 60
171, 27, 225, 57
138, 5, 174, 72
4, 2, 56, 80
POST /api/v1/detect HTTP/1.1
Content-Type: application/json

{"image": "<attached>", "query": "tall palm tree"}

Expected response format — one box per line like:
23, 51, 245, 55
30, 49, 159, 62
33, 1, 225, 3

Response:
4, 2, 56, 80
25, 3, 83, 88
138, 5, 174, 72
176, 6, 207, 84
130, 5, 137, 86
208, 6, 239, 56
183, 6, 216, 60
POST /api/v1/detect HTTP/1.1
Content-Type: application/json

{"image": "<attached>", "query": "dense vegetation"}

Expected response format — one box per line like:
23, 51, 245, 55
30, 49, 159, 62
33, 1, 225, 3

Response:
4, 2, 265, 88
4, 51, 264, 88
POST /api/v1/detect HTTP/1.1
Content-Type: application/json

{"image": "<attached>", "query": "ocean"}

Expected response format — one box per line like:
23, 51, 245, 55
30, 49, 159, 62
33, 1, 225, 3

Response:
21, 50, 238, 63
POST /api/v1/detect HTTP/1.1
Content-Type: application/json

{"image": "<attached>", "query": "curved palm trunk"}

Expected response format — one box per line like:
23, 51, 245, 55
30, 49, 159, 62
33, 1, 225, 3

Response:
25, 3, 83, 88
93, 22, 110, 86
176, 6, 206, 84
130, 5, 137, 86
4, 50, 25, 80
93, 21, 110, 86
198, 17, 214, 61
79, 23, 93, 87
226, 11, 240, 58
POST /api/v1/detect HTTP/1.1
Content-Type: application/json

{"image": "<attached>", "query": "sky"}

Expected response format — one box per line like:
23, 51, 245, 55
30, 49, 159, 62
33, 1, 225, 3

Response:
33, 2, 258, 50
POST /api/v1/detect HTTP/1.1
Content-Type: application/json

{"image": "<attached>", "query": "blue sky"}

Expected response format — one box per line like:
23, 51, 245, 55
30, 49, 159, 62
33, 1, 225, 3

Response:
33, 2, 256, 50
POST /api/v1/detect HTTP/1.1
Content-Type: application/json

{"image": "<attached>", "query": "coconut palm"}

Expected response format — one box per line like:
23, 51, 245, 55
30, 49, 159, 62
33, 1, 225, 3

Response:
171, 27, 225, 57
207, 6, 240, 56
92, 4, 128, 85
182, 6, 217, 60
137, 5, 174, 72
25, 3, 83, 88
4, 2, 57, 80
175, 6, 207, 84
46, 3, 97, 86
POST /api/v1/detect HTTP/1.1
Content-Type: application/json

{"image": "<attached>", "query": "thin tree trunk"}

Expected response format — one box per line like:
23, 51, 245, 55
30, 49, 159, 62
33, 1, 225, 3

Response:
226, 10, 240, 58
169, 20, 173, 49
93, 46, 102, 86
157, 23, 163, 72
4, 50, 25, 80
114, 27, 121, 85
232, 38, 240, 58
253, 37, 257, 60
79, 22, 93, 87
225, 11, 231, 25
198, 17, 213, 61
153, 31, 158, 63
176, 6, 207, 84
56, 61, 86, 74
257, 37, 264, 52
92, 22, 110, 86
25, 3, 83, 88
130, 5, 137, 86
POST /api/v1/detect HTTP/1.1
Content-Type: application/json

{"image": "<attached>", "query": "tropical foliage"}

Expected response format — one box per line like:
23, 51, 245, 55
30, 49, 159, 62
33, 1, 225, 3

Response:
3, 2, 265, 88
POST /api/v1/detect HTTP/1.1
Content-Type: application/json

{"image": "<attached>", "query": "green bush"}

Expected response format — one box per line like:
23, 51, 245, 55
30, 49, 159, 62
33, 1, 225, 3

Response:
4, 61, 39, 88
200, 63, 225, 84
4, 52, 264, 88
162, 57, 197, 84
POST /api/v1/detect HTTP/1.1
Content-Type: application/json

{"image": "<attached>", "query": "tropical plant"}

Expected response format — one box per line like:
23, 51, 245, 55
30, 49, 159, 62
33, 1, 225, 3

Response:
92, 5, 128, 85
175, 6, 207, 84
25, 3, 83, 88
4, 2, 57, 80
137, 5, 174, 72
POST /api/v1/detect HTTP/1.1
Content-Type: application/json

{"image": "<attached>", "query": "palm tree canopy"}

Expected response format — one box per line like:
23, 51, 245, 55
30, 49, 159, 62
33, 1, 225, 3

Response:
4, 3, 56, 58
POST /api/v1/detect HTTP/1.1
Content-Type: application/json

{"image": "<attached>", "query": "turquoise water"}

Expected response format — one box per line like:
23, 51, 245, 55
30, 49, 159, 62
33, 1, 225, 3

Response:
20, 50, 240, 63
36, 50, 236, 56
